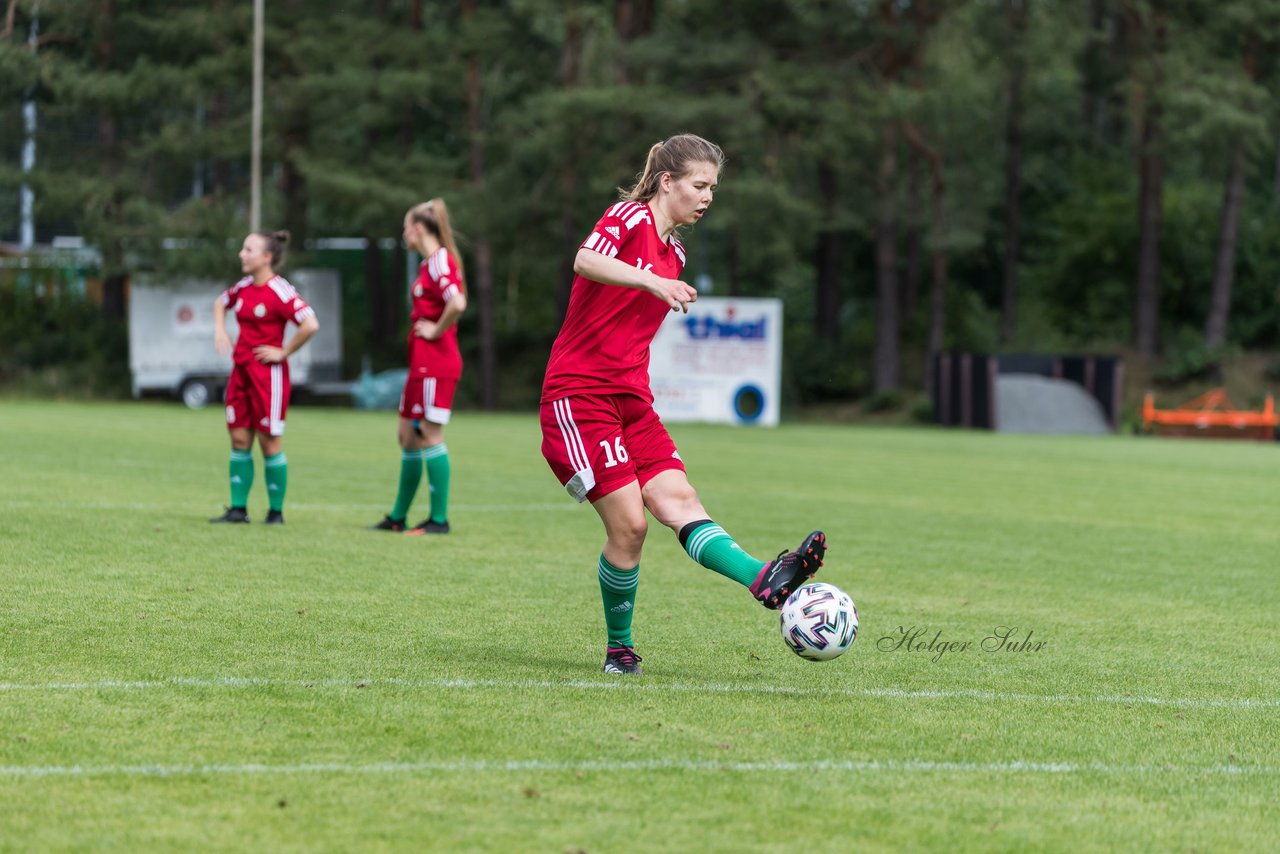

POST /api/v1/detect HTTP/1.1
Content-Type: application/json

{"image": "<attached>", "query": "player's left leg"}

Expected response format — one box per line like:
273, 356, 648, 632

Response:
619, 398, 766, 587
251, 360, 290, 525
643, 470, 827, 609
258, 432, 287, 524
407, 377, 456, 535
641, 469, 765, 585
625, 392, 826, 608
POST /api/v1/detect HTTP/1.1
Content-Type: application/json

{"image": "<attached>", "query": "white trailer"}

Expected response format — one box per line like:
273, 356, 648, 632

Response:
128, 268, 344, 408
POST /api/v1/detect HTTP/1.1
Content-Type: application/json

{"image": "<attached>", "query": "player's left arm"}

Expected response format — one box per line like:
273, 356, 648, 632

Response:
254, 303, 319, 364
415, 290, 467, 341
574, 248, 697, 313
282, 313, 319, 357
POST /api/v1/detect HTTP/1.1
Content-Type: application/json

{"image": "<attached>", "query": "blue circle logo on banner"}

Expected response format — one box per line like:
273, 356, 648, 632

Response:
733, 384, 765, 423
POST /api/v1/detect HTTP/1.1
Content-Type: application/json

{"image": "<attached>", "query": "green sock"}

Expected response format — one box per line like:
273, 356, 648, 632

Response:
390, 448, 425, 521
424, 442, 451, 524
229, 450, 254, 509
263, 451, 288, 512
679, 520, 764, 587
598, 554, 639, 648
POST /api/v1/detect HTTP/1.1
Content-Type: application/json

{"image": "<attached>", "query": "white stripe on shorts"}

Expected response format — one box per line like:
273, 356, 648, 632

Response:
553, 399, 589, 473
423, 377, 452, 424
553, 398, 595, 502
270, 364, 285, 435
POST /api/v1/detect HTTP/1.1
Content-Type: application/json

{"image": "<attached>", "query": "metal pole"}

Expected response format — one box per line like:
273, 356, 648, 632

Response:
250, 0, 264, 232
19, 4, 39, 250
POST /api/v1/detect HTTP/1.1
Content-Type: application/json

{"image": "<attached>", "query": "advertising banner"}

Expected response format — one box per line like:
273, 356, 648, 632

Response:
648, 296, 782, 426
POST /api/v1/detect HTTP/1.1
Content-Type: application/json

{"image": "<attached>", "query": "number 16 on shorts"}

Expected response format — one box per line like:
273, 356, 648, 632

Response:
598, 436, 629, 468
540, 394, 685, 503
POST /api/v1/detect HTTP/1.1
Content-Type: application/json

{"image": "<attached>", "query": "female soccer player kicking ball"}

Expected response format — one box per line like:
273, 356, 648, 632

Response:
210, 230, 318, 525
370, 199, 468, 535
539, 134, 826, 675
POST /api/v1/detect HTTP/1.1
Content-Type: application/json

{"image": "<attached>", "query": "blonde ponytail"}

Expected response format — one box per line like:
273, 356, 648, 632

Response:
619, 134, 725, 202
408, 198, 466, 294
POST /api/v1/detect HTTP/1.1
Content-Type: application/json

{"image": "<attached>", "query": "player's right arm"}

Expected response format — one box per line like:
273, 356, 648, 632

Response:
573, 248, 697, 314
213, 294, 232, 355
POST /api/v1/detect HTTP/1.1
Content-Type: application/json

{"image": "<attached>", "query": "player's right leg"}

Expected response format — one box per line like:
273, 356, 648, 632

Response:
372, 381, 428, 532
541, 395, 645, 674
591, 483, 647, 675
212, 367, 253, 524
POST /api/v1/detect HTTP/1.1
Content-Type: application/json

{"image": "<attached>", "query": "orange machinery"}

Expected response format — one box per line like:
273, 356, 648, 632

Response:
1142, 388, 1278, 440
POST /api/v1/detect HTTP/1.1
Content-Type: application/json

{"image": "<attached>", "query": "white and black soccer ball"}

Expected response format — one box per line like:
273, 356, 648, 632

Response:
779, 582, 859, 661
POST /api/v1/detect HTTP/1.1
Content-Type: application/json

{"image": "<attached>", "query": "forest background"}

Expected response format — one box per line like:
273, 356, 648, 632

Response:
3, 0, 1280, 418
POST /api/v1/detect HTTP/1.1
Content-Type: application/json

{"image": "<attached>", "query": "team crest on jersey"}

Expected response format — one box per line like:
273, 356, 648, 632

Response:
254, 303, 267, 318
605, 226, 621, 239
414, 284, 424, 298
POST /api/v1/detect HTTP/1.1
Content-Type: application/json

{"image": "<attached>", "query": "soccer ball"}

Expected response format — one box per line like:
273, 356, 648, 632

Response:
779, 582, 859, 661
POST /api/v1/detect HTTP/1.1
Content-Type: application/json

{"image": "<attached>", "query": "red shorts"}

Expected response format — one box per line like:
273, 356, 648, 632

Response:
540, 393, 685, 503
225, 360, 290, 436
399, 374, 458, 424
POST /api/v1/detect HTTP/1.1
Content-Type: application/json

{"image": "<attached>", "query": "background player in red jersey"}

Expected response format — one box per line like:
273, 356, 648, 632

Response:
539, 134, 827, 675
209, 230, 319, 525
370, 199, 468, 535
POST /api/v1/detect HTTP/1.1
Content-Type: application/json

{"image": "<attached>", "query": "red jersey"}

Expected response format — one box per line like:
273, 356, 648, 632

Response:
408, 247, 464, 379
220, 275, 315, 365
541, 201, 687, 403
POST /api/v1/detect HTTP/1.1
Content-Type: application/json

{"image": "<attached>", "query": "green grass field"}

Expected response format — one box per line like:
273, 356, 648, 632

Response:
1, 400, 1277, 851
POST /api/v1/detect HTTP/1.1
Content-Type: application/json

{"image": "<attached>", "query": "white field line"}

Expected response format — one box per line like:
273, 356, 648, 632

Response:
0, 500, 572, 513
1, 758, 1276, 779
0, 675, 1275, 711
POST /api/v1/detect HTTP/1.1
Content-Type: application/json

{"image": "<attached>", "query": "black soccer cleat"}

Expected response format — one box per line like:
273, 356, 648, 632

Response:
209, 507, 250, 524
603, 645, 644, 675
750, 530, 827, 609
405, 518, 449, 535
264, 510, 285, 525
370, 515, 406, 532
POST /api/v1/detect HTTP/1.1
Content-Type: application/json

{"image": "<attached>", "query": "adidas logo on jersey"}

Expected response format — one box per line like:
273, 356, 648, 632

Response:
605, 226, 621, 239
